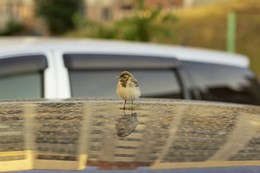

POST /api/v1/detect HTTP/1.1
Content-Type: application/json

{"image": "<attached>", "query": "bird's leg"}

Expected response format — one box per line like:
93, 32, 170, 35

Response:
123, 100, 127, 110
124, 100, 127, 109
131, 100, 134, 110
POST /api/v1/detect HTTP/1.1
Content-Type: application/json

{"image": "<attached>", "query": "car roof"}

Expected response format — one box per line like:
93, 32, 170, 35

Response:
1, 98, 260, 172
0, 37, 249, 67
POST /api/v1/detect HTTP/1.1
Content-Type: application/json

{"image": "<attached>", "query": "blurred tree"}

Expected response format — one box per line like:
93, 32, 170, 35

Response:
136, 0, 153, 41
113, 0, 157, 42
114, 7, 177, 42
66, 0, 177, 42
34, 0, 83, 35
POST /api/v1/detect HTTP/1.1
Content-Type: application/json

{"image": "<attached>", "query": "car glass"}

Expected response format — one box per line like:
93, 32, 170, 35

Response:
1, 99, 260, 172
0, 55, 47, 99
68, 70, 183, 99
0, 73, 42, 99
183, 61, 260, 105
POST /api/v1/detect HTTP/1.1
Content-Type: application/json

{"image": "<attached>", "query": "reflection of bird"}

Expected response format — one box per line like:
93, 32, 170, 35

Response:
115, 112, 138, 137
116, 71, 141, 110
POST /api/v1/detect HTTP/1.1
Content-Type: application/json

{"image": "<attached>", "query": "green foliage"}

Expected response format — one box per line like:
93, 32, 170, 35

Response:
112, 2, 178, 42
67, 9, 178, 42
66, 20, 116, 38
0, 20, 24, 36
115, 9, 160, 41
67, 0, 178, 42
34, 0, 83, 35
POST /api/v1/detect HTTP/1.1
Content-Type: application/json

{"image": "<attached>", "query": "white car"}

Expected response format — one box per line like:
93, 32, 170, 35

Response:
0, 37, 260, 105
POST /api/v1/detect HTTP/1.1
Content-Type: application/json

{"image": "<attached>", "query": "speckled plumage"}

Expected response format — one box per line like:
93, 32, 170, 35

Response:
116, 71, 141, 110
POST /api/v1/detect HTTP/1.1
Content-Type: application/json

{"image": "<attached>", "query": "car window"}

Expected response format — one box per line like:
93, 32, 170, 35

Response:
68, 70, 182, 99
0, 55, 47, 99
64, 54, 183, 99
0, 73, 42, 99
183, 61, 260, 105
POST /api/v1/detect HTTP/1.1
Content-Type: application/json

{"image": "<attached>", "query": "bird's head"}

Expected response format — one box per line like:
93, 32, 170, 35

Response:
118, 71, 133, 82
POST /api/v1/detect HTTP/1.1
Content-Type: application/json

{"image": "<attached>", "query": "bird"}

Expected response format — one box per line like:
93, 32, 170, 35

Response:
116, 71, 141, 110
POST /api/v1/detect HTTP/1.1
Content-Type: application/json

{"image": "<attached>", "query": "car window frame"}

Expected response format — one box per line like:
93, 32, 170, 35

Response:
63, 53, 187, 99
181, 60, 260, 105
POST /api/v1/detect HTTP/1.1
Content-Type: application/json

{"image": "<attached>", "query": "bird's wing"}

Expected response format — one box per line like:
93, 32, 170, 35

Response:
131, 77, 139, 87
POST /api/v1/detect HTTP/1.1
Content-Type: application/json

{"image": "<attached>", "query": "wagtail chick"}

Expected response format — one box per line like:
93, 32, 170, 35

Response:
116, 71, 141, 110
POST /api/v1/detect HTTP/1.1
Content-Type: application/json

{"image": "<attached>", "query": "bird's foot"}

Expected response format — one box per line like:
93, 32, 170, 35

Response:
120, 107, 135, 111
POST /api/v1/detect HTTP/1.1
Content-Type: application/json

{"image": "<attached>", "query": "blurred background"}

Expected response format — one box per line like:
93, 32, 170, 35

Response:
0, 0, 259, 78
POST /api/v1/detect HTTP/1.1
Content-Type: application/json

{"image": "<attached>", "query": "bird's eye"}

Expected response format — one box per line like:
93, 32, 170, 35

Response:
123, 76, 127, 79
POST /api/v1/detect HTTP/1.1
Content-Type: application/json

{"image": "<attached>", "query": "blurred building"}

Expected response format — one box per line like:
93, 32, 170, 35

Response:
0, 0, 230, 31
0, 0, 35, 29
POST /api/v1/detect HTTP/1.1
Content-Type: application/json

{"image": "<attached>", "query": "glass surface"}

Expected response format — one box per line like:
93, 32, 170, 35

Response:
0, 99, 260, 172
0, 73, 42, 99
183, 61, 260, 105
0, 54, 47, 100
69, 70, 182, 99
